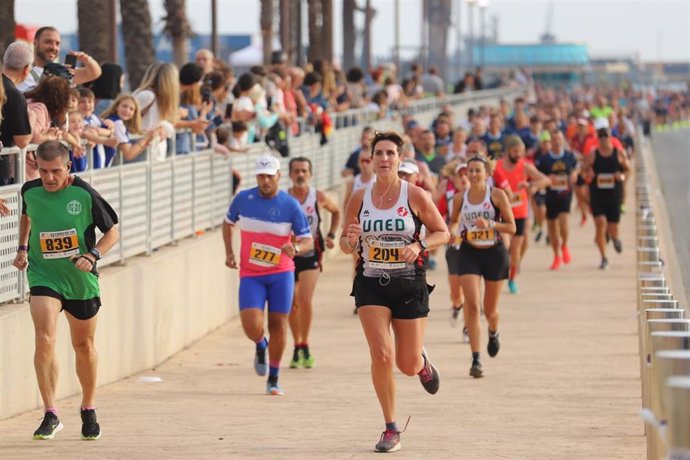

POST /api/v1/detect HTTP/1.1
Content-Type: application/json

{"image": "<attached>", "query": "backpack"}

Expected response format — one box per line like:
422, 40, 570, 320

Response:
264, 120, 289, 157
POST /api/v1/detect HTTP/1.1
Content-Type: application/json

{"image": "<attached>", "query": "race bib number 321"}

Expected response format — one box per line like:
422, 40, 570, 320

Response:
40, 228, 80, 259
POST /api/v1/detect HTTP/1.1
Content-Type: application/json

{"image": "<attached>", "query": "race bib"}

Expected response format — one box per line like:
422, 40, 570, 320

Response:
551, 175, 569, 192
466, 228, 496, 247
249, 242, 281, 267
367, 241, 405, 269
596, 174, 615, 189
40, 229, 80, 259
510, 193, 523, 208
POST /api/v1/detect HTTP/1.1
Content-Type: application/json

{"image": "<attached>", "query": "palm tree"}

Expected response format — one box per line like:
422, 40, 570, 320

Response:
163, 0, 193, 68
342, 0, 356, 71
260, 0, 273, 66
120, 0, 155, 89
0, 0, 15, 58
427, 0, 451, 82
321, 0, 333, 63
78, 0, 110, 64
307, 0, 322, 64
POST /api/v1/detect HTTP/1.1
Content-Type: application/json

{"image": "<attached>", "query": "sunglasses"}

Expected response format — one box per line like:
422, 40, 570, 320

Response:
360, 158, 372, 164
467, 155, 489, 164
597, 129, 610, 139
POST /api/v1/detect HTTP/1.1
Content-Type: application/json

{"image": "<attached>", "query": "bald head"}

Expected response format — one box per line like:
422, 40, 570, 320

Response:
195, 49, 214, 75
3, 41, 34, 72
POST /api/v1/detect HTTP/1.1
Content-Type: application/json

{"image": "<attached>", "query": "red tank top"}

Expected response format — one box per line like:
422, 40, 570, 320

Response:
495, 158, 528, 218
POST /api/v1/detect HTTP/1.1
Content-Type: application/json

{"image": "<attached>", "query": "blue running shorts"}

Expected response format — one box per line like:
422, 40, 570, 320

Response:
239, 271, 294, 314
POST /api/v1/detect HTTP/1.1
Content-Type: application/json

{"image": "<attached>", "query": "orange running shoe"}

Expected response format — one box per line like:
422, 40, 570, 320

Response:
562, 246, 571, 264
550, 256, 562, 271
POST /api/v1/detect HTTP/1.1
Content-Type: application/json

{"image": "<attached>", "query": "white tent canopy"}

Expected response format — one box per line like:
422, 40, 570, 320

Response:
228, 37, 282, 67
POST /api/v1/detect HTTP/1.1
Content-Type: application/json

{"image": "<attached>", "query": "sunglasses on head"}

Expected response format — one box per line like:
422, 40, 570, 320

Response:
597, 129, 610, 138
468, 155, 489, 164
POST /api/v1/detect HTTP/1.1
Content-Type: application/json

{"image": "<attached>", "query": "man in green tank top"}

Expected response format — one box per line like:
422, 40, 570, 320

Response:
13, 140, 119, 441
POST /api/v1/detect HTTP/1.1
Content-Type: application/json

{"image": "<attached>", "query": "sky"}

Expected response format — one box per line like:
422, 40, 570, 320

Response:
14, 0, 690, 63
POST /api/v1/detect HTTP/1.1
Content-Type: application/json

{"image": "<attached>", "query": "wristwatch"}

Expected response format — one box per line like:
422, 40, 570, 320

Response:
327, 232, 336, 239
88, 248, 102, 261
419, 239, 429, 250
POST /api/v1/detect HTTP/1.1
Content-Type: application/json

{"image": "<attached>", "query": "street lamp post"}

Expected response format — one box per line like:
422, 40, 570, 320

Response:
478, 0, 489, 68
466, 0, 476, 70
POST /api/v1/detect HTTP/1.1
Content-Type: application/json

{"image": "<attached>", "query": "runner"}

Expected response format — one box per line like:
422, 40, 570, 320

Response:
582, 124, 631, 269
569, 117, 595, 225
14, 140, 119, 440
341, 130, 447, 453
448, 155, 516, 378
287, 157, 340, 369
223, 155, 313, 395
538, 130, 579, 270
495, 135, 550, 294
530, 131, 551, 243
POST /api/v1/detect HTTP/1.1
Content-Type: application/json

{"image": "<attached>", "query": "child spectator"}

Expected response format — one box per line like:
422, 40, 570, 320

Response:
67, 111, 88, 172
77, 87, 117, 168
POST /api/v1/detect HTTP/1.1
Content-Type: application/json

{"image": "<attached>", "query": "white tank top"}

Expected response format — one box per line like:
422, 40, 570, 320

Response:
358, 181, 423, 279
460, 186, 500, 247
353, 173, 375, 193
290, 187, 321, 257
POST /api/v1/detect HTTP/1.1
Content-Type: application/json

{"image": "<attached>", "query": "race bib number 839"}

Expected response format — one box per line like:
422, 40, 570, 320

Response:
40, 229, 80, 259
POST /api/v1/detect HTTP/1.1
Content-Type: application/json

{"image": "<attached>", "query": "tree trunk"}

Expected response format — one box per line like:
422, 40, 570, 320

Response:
0, 0, 16, 59
291, 0, 302, 65
120, 0, 155, 89
78, 0, 110, 64
321, 0, 333, 63
362, 0, 373, 70
260, 0, 273, 66
342, 0, 355, 71
427, 0, 450, 82
163, 0, 193, 68
279, 0, 290, 62
307, 0, 322, 64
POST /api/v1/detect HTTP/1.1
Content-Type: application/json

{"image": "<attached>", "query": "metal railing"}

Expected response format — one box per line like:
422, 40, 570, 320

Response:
0, 87, 523, 305
635, 130, 690, 459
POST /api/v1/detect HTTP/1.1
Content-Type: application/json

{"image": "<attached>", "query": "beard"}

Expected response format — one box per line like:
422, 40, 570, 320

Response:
508, 155, 519, 164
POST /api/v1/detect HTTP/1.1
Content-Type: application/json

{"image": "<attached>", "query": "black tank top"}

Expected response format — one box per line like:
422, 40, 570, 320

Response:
592, 149, 622, 193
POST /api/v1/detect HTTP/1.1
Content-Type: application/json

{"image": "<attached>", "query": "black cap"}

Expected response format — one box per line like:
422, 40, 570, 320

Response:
270, 50, 287, 65
179, 62, 204, 85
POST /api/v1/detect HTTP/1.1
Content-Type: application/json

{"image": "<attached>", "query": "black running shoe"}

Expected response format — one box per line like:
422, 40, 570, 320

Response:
33, 412, 63, 440
534, 229, 543, 243
80, 409, 101, 440
599, 258, 609, 270
418, 348, 440, 394
375, 429, 401, 453
449, 304, 462, 327
612, 238, 623, 254
487, 331, 500, 358
469, 361, 484, 378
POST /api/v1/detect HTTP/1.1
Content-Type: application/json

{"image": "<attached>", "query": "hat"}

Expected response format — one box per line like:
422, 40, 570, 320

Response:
405, 119, 420, 131
539, 131, 552, 142
594, 117, 609, 130
454, 162, 468, 174
254, 155, 281, 175
270, 50, 287, 65
577, 117, 589, 126
179, 62, 204, 85
504, 134, 524, 150
398, 161, 419, 175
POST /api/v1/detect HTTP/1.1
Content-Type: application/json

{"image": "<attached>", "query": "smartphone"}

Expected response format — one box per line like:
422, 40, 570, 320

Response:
201, 86, 212, 104
64, 54, 77, 68
224, 103, 233, 119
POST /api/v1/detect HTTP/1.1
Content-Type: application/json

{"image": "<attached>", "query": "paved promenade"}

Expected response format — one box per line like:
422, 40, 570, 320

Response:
0, 195, 645, 459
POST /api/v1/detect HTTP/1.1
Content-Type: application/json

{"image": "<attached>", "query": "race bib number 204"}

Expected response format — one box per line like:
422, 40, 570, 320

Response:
40, 228, 80, 259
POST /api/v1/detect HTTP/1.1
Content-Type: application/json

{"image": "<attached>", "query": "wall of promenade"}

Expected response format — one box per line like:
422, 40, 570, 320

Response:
0, 88, 519, 420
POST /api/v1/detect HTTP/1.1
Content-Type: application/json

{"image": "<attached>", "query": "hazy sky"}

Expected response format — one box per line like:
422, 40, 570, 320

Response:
14, 0, 690, 63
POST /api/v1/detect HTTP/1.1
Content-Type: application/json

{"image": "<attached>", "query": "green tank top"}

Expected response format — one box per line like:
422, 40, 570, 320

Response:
21, 176, 118, 300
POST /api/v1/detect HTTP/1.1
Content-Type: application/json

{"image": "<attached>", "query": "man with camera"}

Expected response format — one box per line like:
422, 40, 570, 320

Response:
18, 26, 102, 92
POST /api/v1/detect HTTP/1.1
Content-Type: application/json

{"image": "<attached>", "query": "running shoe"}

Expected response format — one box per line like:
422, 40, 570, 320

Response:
612, 238, 623, 254
375, 429, 401, 453
254, 347, 267, 376
80, 408, 101, 440
534, 229, 543, 243
418, 348, 440, 394
462, 326, 470, 344
599, 257, 609, 270
487, 331, 500, 358
620, 204, 626, 214
561, 245, 571, 264
302, 350, 315, 369
469, 361, 484, 379
545, 235, 550, 245
450, 305, 462, 327
550, 256, 562, 271
580, 214, 587, 226
33, 412, 63, 440
507, 279, 518, 294
266, 378, 284, 396
289, 348, 303, 369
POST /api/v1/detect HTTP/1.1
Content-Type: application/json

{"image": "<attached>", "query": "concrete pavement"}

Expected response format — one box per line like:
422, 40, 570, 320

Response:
0, 193, 645, 459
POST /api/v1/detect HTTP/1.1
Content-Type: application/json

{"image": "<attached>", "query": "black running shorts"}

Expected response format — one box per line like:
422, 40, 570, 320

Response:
534, 190, 547, 206
514, 218, 526, 237
30, 286, 101, 320
546, 192, 572, 220
589, 189, 622, 224
293, 253, 322, 281
351, 275, 433, 319
446, 245, 463, 275
455, 243, 509, 281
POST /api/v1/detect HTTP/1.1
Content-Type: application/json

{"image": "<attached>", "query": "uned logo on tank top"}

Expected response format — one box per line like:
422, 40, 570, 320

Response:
397, 207, 408, 217
66, 200, 82, 216
483, 202, 491, 210
306, 206, 314, 214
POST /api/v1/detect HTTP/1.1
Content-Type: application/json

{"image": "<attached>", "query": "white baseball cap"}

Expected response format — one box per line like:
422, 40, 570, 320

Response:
594, 117, 610, 130
455, 162, 468, 174
254, 155, 281, 175
398, 161, 419, 175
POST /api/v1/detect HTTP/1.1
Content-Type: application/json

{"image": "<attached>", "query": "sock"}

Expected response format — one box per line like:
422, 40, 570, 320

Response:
489, 329, 499, 338
302, 343, 310, 358
81, 405, 96, 411
472, 352, 480, 364
509, 265, 517, 281
269, 360, 280, 378
255, 337, 268, 351
386, 421, 398, 432
45, 407, 58, 416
